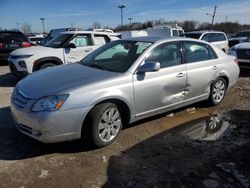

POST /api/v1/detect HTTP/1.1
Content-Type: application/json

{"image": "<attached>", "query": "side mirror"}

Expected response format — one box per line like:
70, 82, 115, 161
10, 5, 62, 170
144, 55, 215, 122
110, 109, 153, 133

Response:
66, 43, 76, 48
137, 61, 160, 73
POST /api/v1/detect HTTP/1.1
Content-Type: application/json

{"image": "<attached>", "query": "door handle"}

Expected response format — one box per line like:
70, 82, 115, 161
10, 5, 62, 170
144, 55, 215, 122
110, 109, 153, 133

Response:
212, 66, 218, 70
176, 72, 185, 78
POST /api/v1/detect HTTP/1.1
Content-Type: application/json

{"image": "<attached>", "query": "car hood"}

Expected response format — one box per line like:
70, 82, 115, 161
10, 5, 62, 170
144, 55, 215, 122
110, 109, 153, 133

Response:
17, 63, 121, 98
10, 46, 53, 55
229, 37, 247, 41
234, 42, 250, 49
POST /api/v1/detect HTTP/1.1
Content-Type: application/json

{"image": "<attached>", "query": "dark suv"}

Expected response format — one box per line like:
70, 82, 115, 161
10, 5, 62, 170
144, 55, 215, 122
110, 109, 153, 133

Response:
0, 30, 31, 63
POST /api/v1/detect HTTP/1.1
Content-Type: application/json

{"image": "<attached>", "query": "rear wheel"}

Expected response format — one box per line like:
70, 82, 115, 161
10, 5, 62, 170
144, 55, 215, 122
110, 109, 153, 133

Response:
39, 62, 56, 70
208, 77, 227, 106
84, 103, 122, 147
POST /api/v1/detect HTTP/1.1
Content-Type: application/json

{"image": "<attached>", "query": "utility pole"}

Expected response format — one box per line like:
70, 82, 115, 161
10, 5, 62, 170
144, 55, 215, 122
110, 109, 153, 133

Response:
16, 22, 19, 30
71, 22, 74, 28
211, 5, 217, 26
206, 5, 217, 30
40, 17, 45, 34
118, 5, 125, 26
128, 17, 132, 25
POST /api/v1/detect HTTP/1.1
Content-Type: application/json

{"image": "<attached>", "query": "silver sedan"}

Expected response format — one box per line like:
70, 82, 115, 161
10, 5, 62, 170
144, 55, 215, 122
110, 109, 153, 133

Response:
11, 37, 239, 147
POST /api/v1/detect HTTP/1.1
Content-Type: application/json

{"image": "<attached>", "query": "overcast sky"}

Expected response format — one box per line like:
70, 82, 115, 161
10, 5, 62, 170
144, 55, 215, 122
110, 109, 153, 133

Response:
0, 0, 250, 33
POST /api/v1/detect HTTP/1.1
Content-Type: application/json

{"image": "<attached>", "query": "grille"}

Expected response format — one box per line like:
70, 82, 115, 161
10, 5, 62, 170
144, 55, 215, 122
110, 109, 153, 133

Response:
12, 89, 30, 109
236, 49, 250, 60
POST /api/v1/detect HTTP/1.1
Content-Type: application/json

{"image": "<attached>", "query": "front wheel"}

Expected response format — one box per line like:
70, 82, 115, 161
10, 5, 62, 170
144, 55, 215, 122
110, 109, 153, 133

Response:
208, 77, 227, 106
84, 103, 122, 147
39, 62, 56, 70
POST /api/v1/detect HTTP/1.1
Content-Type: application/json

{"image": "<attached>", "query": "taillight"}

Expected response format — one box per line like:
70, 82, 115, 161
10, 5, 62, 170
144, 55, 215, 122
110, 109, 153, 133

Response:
22, 42, 32, 47
0, 43, 3, 48
234, 58, 239, 64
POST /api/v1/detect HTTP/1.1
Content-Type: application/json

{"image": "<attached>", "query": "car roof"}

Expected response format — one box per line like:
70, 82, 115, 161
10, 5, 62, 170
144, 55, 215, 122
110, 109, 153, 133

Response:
61, 30, 119, 35
0, 30, 23, 33
120, 36, 205, 44
184, 30, 225, 34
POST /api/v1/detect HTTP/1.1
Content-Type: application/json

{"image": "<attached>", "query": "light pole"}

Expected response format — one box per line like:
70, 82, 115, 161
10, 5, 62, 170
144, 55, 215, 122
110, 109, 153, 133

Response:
206, 5, 217, 29
40, 17, 45, 34
71, 22, 74, 28
128, 17, 132, 25
118, 5, 125, 26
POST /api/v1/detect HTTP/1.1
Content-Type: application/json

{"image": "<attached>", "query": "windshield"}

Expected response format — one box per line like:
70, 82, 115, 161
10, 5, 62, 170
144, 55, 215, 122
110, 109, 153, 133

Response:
235, 31, 250, 38
45, 33, 73, 48
80, 40, 152, 73
181, 33, 202, 39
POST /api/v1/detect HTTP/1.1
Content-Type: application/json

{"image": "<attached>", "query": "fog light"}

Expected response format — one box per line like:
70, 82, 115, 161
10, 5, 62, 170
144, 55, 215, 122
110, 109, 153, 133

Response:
18, 61, 26, 68
31, 129, 42, 137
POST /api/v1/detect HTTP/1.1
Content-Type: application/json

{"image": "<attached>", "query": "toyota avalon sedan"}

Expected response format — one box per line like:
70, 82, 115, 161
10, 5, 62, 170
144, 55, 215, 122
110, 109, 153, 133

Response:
11, 37, 239, 147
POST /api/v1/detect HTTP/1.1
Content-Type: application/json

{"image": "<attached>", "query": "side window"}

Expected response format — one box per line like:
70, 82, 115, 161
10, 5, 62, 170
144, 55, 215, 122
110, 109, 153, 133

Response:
93, 35, 110, 46
146, 42, 182, 68
184, 41, 217, 63
201, 34, 210, 42
69, 34, 92, 47
178, 30, 184, 36
216, 33, 227, 41
172, 29, 178, 36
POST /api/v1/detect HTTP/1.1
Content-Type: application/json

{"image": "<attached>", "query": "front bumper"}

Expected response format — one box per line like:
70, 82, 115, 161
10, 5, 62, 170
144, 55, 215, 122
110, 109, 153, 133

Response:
11, 100, 92, 143
8, 62, 28, 77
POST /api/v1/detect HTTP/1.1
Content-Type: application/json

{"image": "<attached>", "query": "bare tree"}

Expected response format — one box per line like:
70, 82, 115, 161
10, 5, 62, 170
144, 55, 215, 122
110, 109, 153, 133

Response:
92, 22, 102, 29
21, 23, 32, 34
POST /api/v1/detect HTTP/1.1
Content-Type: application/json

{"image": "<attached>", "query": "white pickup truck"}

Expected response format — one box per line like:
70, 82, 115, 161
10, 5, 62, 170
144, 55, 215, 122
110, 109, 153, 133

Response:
8, 31, 120, 77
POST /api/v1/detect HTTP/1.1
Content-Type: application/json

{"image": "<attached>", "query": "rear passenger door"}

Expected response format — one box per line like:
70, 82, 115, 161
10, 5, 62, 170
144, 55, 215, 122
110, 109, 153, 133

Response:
182, 41, 219, 101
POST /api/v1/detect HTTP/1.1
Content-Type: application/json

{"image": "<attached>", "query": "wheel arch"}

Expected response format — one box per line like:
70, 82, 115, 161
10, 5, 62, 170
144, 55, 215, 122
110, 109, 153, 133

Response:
33, 57, 63, 71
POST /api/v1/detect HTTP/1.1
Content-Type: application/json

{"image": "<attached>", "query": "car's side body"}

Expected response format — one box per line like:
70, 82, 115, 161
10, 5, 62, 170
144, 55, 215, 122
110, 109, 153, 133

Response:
11, 37, 239, 145
8, 31, 120, 77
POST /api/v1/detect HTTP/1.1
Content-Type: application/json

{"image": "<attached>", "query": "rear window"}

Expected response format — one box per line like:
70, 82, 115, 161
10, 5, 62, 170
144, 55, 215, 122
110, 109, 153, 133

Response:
0, 32, 26, 43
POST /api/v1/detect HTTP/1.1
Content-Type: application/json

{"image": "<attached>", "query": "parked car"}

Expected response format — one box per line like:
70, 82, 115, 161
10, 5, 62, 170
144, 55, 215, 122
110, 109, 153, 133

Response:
181, 31, 229, 53
11, 37, 239, 147
28, 35, 45, 45
8, 31, 120, 77
0, 30, 32, 63
228, 37, 250, 69
228, 30, 250, 47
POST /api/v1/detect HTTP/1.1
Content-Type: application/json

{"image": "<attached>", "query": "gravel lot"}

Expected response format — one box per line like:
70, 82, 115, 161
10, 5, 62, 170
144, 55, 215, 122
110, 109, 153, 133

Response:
0, 64, 250, 188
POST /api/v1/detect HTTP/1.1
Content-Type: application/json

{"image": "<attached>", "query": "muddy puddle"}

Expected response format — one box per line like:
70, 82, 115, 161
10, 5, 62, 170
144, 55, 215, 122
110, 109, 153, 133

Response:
169, 113, 232, 141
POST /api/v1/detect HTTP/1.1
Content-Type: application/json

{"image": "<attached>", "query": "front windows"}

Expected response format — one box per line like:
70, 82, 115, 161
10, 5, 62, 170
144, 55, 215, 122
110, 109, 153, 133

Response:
68, 34, 92, 47
80, 40, 152, 73
146, 42, 182, 68
45, 34, 73, 48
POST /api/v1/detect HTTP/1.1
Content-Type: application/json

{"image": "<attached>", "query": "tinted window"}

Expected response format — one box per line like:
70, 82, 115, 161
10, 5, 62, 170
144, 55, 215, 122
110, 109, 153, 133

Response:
0, 32, 26, 43
184, 41, 217, 63
201, 34, 209, 42
209, 33, 226, 42
182, 33, 202, 39
45, 34, 73, 48
178, 30, 184, 35
146, 42, 182, 68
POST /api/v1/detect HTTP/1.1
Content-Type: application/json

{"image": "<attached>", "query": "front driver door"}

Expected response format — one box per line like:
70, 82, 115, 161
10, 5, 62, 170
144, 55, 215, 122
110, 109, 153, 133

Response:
64, 34, 96, 63
133, 42, 187, 118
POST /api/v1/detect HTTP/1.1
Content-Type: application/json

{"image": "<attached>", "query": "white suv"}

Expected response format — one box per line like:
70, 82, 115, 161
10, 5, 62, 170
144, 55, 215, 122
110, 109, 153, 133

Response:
181, 31, 229, 53
8, 31, 120, 77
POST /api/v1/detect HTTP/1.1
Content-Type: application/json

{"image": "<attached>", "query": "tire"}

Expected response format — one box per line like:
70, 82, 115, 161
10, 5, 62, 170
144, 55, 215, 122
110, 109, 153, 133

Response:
84, 103, 122, 147
39, 62, 56, 70
208, 77, 227, 106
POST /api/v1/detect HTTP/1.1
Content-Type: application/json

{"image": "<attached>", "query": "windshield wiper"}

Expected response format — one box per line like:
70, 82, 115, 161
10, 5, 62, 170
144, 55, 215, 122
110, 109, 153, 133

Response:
90, 63, 106, 70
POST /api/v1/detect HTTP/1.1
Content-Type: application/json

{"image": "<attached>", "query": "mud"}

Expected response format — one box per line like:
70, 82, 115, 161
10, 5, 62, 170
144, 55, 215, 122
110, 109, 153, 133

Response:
0, 65, 250, 187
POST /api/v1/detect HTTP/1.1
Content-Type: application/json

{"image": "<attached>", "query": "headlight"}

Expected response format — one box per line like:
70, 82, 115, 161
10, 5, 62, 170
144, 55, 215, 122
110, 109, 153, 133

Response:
10, 55, 33, 59
32, 95, 69, 112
